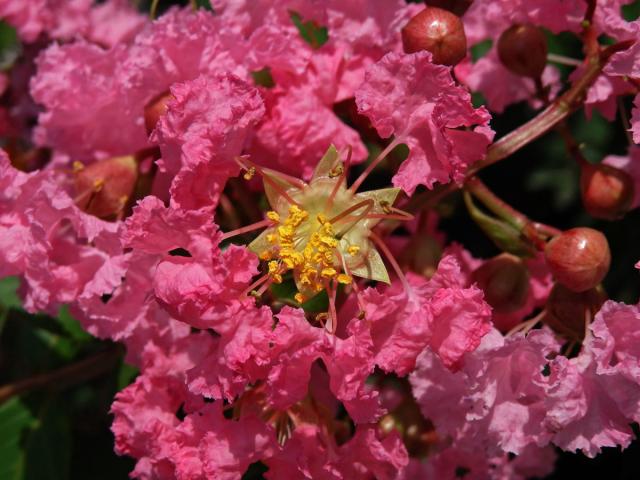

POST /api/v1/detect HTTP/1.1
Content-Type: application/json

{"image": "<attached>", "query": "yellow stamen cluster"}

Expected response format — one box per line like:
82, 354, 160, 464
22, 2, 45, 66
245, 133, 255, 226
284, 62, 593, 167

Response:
259, 204, 353, 298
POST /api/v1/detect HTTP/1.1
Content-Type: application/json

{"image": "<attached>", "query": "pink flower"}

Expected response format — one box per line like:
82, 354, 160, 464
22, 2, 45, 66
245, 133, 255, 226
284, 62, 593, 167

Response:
355, 52, 493, 194
86, 0, 147, 48
0, 0, 92, 43
362, 255, 492, 373
0, 150, 126, 313
411, 329, 559, 454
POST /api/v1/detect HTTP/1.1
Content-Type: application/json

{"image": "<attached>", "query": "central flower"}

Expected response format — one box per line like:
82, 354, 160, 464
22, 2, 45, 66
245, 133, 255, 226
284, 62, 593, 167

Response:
242, 146, 401, 305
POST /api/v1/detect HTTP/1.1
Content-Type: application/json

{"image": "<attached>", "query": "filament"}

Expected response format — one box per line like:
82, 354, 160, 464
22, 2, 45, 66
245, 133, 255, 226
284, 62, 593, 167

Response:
350, 139, 400, 193
221, 219, 273, 241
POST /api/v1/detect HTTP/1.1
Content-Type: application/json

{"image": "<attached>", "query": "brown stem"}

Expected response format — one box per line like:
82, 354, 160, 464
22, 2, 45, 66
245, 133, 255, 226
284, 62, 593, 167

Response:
467, 41, 634, 178
0, 345, 122, 405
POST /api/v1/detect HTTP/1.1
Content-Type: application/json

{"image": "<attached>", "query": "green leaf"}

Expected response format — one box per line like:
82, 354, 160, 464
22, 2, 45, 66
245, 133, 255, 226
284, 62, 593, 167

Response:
0, 21, 21, 71
464, 192, 536, 257
56, 306, 92, 343
0, 276, 21, 309
194, 0, 213, 11
289, 11, 328, 49
0, 397, 36, 480
23, 398, 71, 480
251, 67, 275, 88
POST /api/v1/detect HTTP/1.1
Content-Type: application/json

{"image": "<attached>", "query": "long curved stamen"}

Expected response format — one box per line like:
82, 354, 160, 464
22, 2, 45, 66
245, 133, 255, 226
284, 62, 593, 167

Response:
325, 279, 338, 334
336, 250, 366, 315
221, 219, 273, 241
350, 138, 401, 193
329, 199, 374, 224
331, 200, 375, 239
241, 273, 272, 298
235, 156, 306, 189
369, 231, 411, 296
327, 147, 353, 208
234, 156, 303, 206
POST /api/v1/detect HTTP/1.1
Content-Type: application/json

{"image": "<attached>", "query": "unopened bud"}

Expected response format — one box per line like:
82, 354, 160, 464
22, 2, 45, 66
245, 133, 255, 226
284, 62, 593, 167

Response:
470, 253, 530, 313
425, 0, 474, 17
544, 227, 611, 292
74, 155, 138, 219
402, 7, 467, 66
144, 91, 173, 135
543, 283, 607, 341
580, 163, 634, 220
497, 24, 548, 78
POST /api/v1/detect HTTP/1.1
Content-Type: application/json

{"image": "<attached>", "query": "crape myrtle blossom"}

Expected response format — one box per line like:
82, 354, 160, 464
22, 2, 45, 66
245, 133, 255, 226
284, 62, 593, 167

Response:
0, 0, 145, 46
2, 1, 640, 479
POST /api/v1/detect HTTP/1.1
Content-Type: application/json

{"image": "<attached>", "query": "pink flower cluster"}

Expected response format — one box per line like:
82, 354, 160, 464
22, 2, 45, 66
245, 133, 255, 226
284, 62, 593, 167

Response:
1, 1, 640, 479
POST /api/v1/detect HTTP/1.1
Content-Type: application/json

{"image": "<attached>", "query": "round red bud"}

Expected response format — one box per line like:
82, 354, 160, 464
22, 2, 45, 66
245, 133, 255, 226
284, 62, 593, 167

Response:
144, 91, 173, 135
401, 7, 467, 66
497, 24, 548, 78
471, 253, 530, 313
580, 163, 635, 220
74, 155, 138, 219
544, 227, 611, 292
425, 0, 474, 17
543, 283, 607, 341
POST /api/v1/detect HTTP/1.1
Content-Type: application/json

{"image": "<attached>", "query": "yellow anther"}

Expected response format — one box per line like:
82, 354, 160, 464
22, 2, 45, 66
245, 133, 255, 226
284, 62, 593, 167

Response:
337, 274, 352, 285
266, 233, 276, 243
320, 235, 338, 248
93, 178, 105, 192
259, 250, 272, 261
328, 164, 344, 178
347, 245, 360, 255
321, 267, 337, 278
243, 166, 256, 180
294, 293, 305, 304
72, 161, 84, 173
268, 261, 279, 274
267, 211, 280, 222
272, 274, 283, 284
317, 213, 329, 225
380, 200, 392, 214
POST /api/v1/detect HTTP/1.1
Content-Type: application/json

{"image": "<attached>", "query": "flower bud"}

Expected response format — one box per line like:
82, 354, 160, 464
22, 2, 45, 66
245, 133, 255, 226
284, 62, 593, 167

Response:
497, 24, 548, 78
543, 283, 607, 341
470, 253, 530, 313
424, 0, 474, 17
144, 91, 173, 135
544, 227, 611, 292
74, 155, 138, 219
401, 7, 467, 66
580, 163, 634, 220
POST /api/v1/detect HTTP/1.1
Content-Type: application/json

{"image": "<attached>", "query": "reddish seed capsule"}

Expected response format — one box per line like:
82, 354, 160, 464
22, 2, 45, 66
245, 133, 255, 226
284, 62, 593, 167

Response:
401, 7, 467, 66
144, 91, 173, 135
580, 163, 635, 220
74, 155, 138, 219
425, 0, 474, 17
497, 24, 548, 78
471, 253, 530, 314
543, 283, 607, 341
544, 227, 611, 292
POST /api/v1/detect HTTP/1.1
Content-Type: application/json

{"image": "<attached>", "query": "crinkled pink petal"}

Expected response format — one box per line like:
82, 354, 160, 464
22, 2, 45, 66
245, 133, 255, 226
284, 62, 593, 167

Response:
250, 87, 366, 180
633, 94, 640, 144
356, 52, 493, 194
154, 74, 264, 210
87, 0, 147, 48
